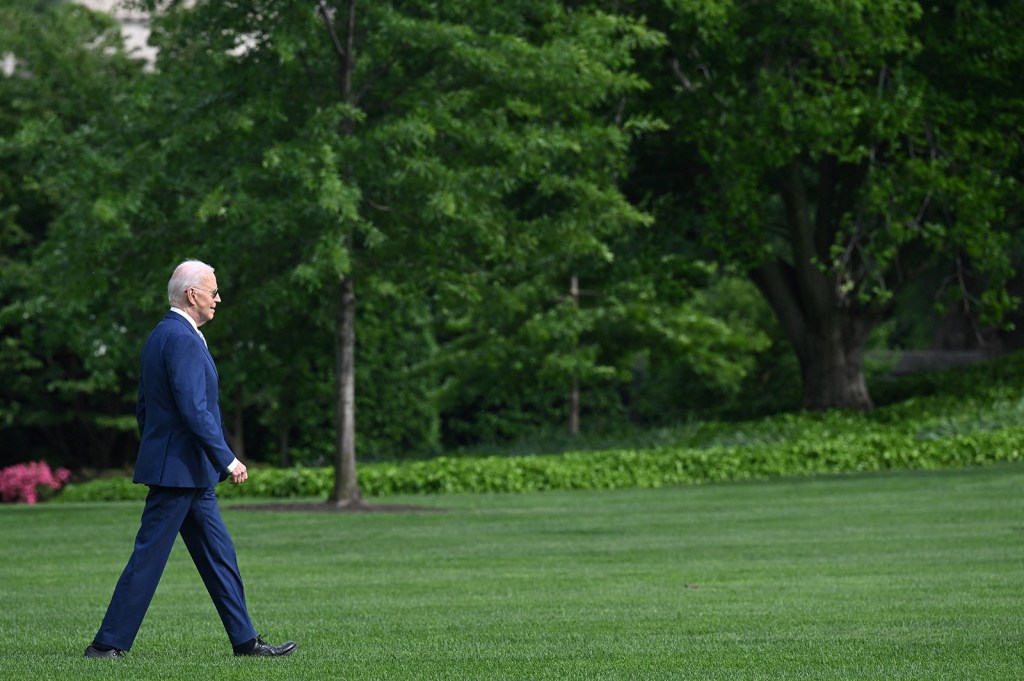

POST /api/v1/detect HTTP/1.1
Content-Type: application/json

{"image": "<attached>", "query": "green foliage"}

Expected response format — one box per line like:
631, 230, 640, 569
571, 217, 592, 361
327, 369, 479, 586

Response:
0, 0, 148, 467
624, 270, 780, 423
2, 0, 670, 469
56, 351, 1024, 502
57, 475, 146, 503
435, 251, 777, 443
55, 415, 1024, 502
625, 0, 1024, 408
5, 0, 1023, 467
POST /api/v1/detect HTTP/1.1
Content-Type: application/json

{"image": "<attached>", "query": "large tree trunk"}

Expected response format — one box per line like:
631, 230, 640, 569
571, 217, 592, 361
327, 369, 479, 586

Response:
331, 276, 362, 506
795, 316, 873, 411
753, 259, 876, 411
745, 157, 878, 411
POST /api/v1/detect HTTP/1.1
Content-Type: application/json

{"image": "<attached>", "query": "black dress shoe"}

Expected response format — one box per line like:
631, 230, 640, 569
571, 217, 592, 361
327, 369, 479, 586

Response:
84, 644, 124, 658
234, 635, 297, 657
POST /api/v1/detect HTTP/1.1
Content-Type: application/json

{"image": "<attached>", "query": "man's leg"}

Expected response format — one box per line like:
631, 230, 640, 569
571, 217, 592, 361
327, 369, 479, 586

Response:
179, 488, 258, 647
93, 487, 191, 651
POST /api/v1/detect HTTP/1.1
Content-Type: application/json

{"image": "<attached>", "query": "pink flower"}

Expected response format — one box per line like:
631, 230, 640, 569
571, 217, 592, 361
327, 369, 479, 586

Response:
0, 461, 73, 504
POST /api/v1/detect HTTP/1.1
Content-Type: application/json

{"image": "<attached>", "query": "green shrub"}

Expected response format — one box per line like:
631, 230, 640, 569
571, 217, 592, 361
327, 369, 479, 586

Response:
52, 352, 1024, 503
54, 424, 1024, 502
56, 476, 147, 503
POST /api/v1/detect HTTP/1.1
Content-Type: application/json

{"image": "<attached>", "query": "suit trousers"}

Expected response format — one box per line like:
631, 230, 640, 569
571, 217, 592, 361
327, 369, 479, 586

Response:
93, 486, 258, 651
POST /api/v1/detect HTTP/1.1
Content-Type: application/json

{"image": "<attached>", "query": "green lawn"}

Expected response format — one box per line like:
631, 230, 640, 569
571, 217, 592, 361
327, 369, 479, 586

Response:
1, 465, 1022, 680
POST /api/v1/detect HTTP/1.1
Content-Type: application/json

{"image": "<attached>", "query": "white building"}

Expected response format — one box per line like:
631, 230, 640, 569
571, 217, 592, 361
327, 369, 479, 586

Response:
75, 0, 156, 65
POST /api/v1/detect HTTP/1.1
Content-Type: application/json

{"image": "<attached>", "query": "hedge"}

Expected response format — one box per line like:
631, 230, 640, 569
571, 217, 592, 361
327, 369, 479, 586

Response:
53, 424, 1024, 503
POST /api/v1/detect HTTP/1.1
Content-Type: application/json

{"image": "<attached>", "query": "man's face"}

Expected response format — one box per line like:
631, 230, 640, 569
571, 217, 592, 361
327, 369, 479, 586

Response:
190, 273, 221, 326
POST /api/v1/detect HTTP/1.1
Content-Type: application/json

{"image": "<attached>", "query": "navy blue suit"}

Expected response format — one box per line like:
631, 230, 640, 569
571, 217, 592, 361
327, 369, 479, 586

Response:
93, 311, 257, 651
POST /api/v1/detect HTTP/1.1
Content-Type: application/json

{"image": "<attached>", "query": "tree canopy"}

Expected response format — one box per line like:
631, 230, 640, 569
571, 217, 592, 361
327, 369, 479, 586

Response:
1, 0, 1021, 473
625, 0, 1024, 409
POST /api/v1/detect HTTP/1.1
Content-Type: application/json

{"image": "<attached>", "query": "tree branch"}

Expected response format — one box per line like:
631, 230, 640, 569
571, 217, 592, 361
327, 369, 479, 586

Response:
777, 162, 831, 321
669, 57, 697, 92
317, 1, 346, 62
749, 259, 807, 352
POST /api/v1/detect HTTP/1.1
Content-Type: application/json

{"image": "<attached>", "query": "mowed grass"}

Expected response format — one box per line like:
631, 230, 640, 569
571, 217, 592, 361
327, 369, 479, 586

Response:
1, 465, 1023, 680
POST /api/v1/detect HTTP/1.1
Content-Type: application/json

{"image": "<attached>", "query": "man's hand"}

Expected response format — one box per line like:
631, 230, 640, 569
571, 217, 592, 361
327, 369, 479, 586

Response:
229, 461, 249, 485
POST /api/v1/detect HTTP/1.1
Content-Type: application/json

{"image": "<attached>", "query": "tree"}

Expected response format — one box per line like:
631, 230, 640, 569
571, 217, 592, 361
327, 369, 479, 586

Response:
56, 0, 658, 502
625, 0, 1023, 410
432, 222, 773, 444
0, 0, 147, 467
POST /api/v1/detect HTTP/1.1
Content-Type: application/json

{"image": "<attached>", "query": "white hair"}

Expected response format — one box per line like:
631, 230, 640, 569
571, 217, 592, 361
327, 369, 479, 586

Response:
167, 259, 215, 306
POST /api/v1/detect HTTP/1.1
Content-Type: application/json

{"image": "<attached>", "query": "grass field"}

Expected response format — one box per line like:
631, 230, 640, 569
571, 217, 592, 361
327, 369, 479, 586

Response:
1, 464, 1022, 680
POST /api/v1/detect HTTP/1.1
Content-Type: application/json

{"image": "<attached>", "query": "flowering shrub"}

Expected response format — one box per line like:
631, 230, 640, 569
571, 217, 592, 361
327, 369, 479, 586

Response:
0, 461, 72, 504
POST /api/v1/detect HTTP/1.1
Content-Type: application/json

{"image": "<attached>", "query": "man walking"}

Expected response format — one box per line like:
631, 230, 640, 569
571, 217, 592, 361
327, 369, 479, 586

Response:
85, 259, 296, 659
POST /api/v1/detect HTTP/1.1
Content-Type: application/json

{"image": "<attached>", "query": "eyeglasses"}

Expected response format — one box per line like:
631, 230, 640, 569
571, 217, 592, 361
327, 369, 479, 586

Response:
191, 287, 220, 298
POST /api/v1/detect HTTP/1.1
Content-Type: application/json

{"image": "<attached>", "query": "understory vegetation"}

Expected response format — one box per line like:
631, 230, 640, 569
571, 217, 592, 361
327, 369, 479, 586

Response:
55, 351, 1024, 503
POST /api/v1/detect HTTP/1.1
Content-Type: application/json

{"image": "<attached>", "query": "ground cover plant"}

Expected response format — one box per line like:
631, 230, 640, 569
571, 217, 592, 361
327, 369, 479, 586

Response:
2, 464, 1022, 680
51, 354, 1024, 504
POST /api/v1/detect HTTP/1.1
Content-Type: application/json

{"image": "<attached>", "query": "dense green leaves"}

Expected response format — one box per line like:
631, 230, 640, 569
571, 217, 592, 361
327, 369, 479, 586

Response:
625, 0, 1024, 409
56, 350, 1024, 501
263, 360, 1024, 484
4, 0, 695, 469
3, 0, 1022, 470
0, 1, 148, 465
119, 1, 665, 485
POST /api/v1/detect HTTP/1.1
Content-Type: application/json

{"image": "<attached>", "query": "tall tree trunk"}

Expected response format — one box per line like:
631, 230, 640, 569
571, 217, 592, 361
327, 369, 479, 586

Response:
331, 276, 362, 506
321, 0, 363, 506
568, 274, 580, 436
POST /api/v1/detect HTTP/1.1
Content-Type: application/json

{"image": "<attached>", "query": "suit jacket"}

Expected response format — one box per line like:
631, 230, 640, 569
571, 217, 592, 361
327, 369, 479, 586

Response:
133, 311, 235, 487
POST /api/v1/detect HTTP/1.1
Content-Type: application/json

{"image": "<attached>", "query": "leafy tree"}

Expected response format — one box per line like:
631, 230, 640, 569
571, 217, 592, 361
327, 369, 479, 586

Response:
433, 224, 773, 444
34, 0, 658, 503
0, 0, 146, 467
624, 0, 1023, 410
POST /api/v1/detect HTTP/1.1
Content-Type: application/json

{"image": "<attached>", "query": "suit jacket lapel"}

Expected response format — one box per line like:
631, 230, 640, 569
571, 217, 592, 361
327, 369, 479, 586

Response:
198, 332, 218, 376
165, 312, 218, 376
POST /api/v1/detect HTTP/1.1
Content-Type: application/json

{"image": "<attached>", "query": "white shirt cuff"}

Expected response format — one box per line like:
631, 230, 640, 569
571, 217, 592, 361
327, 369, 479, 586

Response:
227, 458, 240, 473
